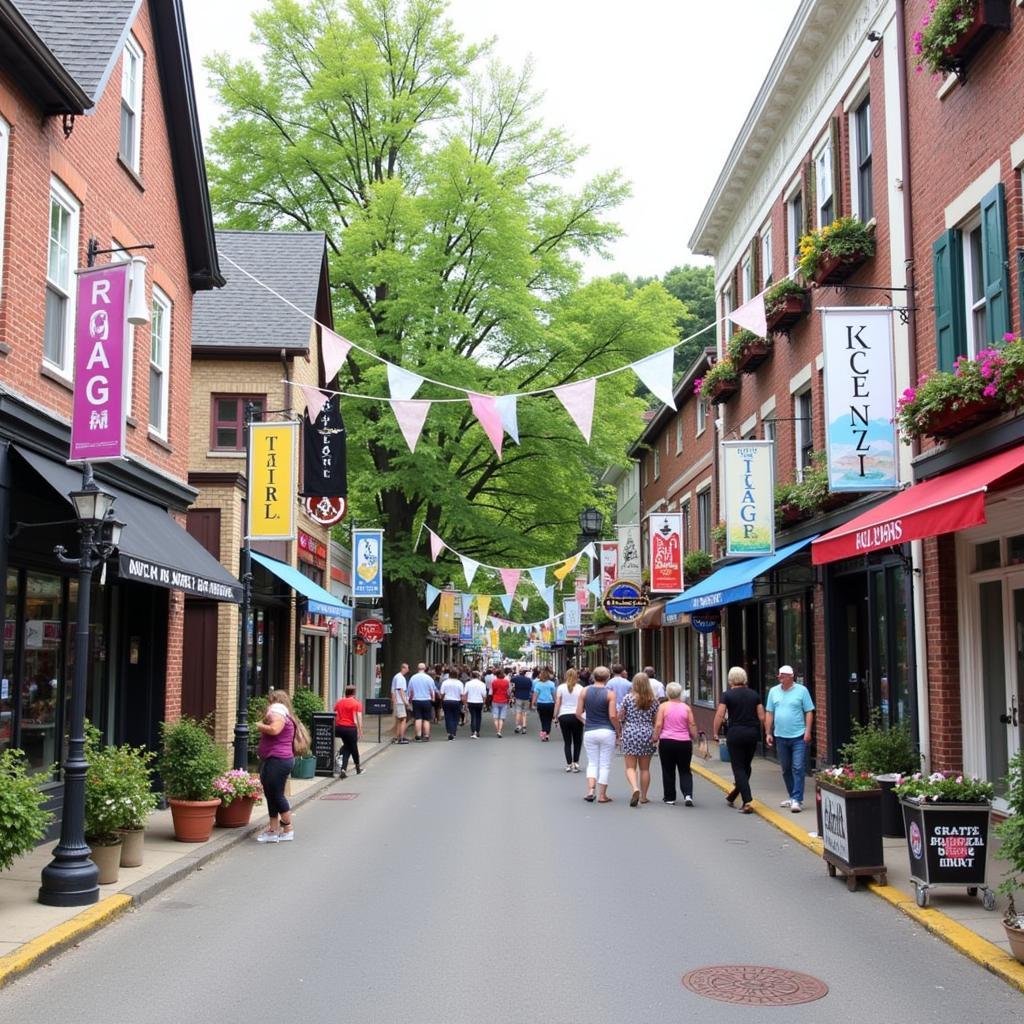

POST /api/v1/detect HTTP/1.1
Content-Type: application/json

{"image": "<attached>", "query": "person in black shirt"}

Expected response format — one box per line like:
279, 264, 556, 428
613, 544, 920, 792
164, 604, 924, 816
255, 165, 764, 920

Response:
511, 666, 534, 734
713, 666, 765, 814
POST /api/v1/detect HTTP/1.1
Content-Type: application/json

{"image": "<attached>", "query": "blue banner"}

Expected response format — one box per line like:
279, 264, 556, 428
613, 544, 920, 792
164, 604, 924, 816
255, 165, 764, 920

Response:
352, 528, 383, 598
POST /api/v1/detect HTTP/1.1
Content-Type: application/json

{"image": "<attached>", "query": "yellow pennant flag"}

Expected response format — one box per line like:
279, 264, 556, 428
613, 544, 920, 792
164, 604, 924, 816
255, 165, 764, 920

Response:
438, 591, 455, 634
476, 594, 491, 625
490, 628, 499, 649
553, 554, 580, 583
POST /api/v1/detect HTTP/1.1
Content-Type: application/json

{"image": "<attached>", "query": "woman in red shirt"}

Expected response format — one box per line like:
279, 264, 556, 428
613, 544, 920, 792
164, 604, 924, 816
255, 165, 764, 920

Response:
489, 669, 511, 738
333, 686, 364, 778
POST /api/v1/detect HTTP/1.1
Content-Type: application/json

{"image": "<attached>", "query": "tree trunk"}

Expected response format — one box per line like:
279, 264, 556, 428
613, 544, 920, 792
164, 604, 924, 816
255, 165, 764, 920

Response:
382, 577, 426, 696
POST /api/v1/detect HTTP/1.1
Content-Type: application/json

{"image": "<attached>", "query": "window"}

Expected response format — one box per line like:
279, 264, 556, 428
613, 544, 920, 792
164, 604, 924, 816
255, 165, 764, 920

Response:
211, 395, 265, 451
109, 243, 135, 410
653, 446, 660, 481
741, 253, 754, 303
149, 287, 171, 437
788, 191, 804, 273
675, 417, 683, 455
120, 35, 143, 172
642, 458, 648, 487
764, 416, 777, 471
815, 139, 834, 227
722, 282, 734, 340
963, 218, 987, 353
697, 489, 711, 552
794, 390, 813, 480
0, 116, 8, 305
44, 179, 80, 375
696, 399, 707, 435
852, 97, 873, 222
760, 225, 773, 288
682, 500, 691, 555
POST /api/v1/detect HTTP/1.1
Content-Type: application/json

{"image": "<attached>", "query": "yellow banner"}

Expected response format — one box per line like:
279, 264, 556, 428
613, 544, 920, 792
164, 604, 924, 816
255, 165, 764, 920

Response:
490, 628, 499, 649
553, 554, 580, 582
438, 591, 456, 633
476, 594, 491, 625
247, 422, 298, 539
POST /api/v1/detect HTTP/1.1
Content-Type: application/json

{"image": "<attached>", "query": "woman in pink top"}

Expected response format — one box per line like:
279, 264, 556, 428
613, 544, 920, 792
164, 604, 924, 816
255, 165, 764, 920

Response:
651, 682, 697, 806
255, 689, 297, 843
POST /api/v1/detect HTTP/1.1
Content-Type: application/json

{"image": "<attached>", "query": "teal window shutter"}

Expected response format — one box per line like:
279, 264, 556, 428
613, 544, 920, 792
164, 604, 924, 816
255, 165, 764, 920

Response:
932, 228, 965, 371
980, 182, 1010, 343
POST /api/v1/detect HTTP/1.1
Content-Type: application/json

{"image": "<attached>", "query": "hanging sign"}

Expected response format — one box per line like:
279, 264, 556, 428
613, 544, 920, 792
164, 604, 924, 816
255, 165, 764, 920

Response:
355, 618, 385, 643
723, 440, 775, 557
300, 393, 348, 498
353, 638, 368, 656
690, 611, 721, 634
617, 525, 642, 583
599, 542, 619, 592
459, 603, 474, 643
821, 307, 899, 492
352, 528, 383, 598
602, 580, 648, 624
247, 422, 298, 540
70, 262, 130, 463
575, 575, 589, 609
648, 512, 683, 592
304, 495, 347, 525
564, 598, 581, 639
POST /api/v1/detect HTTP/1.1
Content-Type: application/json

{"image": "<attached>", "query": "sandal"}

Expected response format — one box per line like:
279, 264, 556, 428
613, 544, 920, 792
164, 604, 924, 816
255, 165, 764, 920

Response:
584, 793, 596, 802
598, 797, 613, 803
630, 790, 640, 808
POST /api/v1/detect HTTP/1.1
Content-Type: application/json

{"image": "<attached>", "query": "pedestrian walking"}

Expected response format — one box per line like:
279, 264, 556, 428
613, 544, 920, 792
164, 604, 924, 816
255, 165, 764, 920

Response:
333, 685, 364, 778
440, 672, 465, 740
619, 672, 658, 807
531, 666, 557, 740
511, 665, 533, 734
712, 666, 765, 814
651, 682, 697, 806
554, 668, 584, 771
489, 667, 511, 737
255, 689, 298, 842
465, 671, 487, 737
391, 663, 410, 744
407, 662, 438, 741
608, 663, 632, 710
765, 665, 815, 812
577, 666, 619, 803
643, 665, 667, 701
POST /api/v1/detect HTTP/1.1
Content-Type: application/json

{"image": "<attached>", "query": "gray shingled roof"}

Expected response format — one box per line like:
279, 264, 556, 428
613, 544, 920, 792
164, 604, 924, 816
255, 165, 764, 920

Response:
16, 0, 139, 103
192, 231, 327, 351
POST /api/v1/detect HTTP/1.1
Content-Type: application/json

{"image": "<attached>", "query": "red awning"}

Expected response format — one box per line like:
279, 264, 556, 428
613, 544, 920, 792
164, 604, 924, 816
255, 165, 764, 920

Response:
812, 445, 1024, 565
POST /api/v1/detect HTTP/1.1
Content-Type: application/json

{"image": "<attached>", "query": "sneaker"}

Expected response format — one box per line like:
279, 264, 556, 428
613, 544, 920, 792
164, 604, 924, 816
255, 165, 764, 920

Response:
565, 765, 573, 772
790, 801, 802, 813
572, 764, 581, 773
398, 738, 410, 744
472, 733, 478, 739
278, 830, 294, 842
414, 736, 422, 742
514, 726, 521, 734
422, 736, 430, 742
355, 766, 364, 775
447, 735, 454, 741
780, 799, 794, 809
684, 796, 694, 807
338, 768, 348, 780
663, 799, 675, 806
496, 732, 502, 738
256, 831, 279, 843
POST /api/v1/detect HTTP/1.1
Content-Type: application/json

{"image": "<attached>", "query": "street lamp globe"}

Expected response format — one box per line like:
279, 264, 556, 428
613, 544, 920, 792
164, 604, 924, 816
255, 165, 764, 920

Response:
578, 507, 603, 538
70, 487, 116, 524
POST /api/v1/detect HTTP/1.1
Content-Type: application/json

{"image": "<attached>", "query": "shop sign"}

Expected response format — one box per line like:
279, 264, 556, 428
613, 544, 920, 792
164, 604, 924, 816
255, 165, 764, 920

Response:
564, 598, 581, 639
602, 580, 648, 624
690, 611, 720, 634
356, 618, 385, 643
599, 542, 619, 592
617, 525, 642, 583
352, 528, 383, 598
820, 787, 850, 862
298, 530, 328, 568
648, 512, 683, 592
821, 307, 899, 492
575, 575, 588, 609
304, 495, 346, 526
300, 393, 347, 498
247, 422, 298, 540
723, 440, 775, 557
119, 554, 242, 602
70, 262, 129, 463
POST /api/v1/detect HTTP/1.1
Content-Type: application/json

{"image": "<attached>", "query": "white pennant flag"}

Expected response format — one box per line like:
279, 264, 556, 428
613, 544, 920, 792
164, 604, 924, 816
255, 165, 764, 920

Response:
632, 348, 677, 409
730, 289, 768, 338
321, 328, 353, 383
460, 554, 480, 588
388, 363, 424, 401
495, 395, 519, 444
553, 378, 596, 442
297, 383, 328, 422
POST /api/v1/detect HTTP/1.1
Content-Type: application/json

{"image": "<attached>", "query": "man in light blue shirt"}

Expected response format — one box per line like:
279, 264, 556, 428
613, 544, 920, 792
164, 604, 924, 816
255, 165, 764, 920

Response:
608, 664, 632, 710
407, 663, 438, 741
765, 665, 814, 812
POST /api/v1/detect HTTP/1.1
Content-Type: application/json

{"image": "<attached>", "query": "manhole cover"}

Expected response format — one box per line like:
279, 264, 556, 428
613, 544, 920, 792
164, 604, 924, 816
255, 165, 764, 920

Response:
320, 792, 359, 800
682, 966, 828, 1006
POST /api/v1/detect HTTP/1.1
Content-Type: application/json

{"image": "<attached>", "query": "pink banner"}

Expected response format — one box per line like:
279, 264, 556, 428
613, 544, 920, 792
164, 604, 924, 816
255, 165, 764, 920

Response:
321, 328, 353, 382
575, 575, 588, 608
499, 568, 521, 596
599, 542, 619, 592
469, 392, 504, 459
70, 262, 129, 463
553, 378, 595, 442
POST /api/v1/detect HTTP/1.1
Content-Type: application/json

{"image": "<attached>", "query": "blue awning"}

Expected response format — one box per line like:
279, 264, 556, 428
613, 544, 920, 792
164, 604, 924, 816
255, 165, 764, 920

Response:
664, 537, 817, 615
251, 551, 352, 618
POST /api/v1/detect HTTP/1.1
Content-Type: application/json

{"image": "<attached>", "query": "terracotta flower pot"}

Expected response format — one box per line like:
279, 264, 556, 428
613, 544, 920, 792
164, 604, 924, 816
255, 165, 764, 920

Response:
168, 798, 221, 843
1005, 920, 1024, 964
88, 837, 123, 884
116, 826, 145, 868
215, 796, 257, 828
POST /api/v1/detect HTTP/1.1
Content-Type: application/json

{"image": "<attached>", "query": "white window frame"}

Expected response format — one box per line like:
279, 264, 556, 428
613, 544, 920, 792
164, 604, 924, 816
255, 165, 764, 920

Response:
696, 399, 707, 437
814, 136, 834, 228
120, 34, 144, 173
741, 253, 754, 303
721, 282, 734, 343
849, 94, 873, 223
961, 213, 986, 358
44, 178, 80, 378
675, 417, 683, 455
760, 222, 773, 289
149, 285, 171, 438
653, 446, 660, 481
794, 389, 813, 482
0, 116, 8, 306
110, 242, 135, 411
787, 190, 804, 274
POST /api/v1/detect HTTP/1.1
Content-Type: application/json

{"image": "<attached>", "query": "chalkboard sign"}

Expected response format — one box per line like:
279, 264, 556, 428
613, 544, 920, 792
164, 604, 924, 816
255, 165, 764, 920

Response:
365, 697, 392, 715
312, 712, 336, 777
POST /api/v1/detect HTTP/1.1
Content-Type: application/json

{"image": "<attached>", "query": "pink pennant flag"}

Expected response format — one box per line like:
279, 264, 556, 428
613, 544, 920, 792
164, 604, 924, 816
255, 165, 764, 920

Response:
321, 328, 353, 382
297, 384, 328, 422
730, 290, 768, 338
468, 393, 504, 459
499, 568, 521, 596
553, 378, 596, 442
390, 400, 430, 453
428, 527, 445, 561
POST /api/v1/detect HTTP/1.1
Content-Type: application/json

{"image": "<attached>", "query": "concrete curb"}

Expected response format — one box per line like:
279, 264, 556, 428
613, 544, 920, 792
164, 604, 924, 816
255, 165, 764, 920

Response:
0, 742, 390, 988
692, 760, 1024, 993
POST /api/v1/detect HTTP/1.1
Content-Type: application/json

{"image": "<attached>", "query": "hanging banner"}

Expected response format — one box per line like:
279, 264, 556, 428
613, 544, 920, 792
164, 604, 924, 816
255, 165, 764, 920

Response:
451, 592, 464, 637
821, 307, 899, 491
247, 421, 298, 540
648, 512, 683, 592
723, 440, 776, 557
352, 528, 384, 598
300, 393, 347, 498
617, 525, 642, 583
70, 262, 130, 463
438, 591, 456, 634
599, 542, 619, 593
459, 603, 474, 643
575, 575, 588, 609
564, 598, 581, 639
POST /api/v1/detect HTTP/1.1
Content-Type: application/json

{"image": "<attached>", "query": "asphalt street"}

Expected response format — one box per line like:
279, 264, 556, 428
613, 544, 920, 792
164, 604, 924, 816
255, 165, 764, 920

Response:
5, 728, 1022, 1023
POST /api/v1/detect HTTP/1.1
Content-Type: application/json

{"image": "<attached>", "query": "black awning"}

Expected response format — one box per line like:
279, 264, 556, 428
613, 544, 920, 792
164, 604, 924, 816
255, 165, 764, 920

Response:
14, 447, 242, 603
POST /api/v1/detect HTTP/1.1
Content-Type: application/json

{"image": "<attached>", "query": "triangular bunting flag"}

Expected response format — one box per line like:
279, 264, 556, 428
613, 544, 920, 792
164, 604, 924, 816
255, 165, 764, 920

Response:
528, 566, 547, 593
468, 393, 504, 459
521, 596, 530, 611
390, 400, 430, 453
631, 348, 677, 409
388, 363, 424, 401
427, 526, 445, 562
730, 289, 768, 338
296, 384, 329, 422
425, 584, 441, 609
476, 594, 491, 625
582, 543, 597, 560
499, 594, 513, 614
499, 568, 521, 596
543, 585, 555, 612
553, 377, 596, 442
495, 394, 519, 444
587, 577, 603, 599
321, 328, 353, 383
460, 555, 480, 588
553, 554, 580, 583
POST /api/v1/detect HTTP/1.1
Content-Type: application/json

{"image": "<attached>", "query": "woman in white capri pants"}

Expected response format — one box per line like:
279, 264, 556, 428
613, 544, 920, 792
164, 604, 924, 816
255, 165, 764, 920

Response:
576, 665, 620, 803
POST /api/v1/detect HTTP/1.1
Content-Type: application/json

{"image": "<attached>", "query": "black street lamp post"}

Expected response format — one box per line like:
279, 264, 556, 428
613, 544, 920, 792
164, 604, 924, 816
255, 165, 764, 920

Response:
233, 402, 257, 771
38, 476, 122, 907
573, 507, 605, 669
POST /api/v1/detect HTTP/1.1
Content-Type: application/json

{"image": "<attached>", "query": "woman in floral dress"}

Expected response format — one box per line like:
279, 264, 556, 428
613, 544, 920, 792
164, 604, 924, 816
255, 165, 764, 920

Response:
619, 672, 658, 807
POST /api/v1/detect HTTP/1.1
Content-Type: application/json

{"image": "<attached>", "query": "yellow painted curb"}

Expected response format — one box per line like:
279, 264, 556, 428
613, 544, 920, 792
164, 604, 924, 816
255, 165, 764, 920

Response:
692, 761, 1024, 993
0, 894, 132, 990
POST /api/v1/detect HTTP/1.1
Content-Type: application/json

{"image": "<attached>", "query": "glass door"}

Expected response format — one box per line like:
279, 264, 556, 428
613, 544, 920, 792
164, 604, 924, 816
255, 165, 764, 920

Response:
1009, 578, 1024, 764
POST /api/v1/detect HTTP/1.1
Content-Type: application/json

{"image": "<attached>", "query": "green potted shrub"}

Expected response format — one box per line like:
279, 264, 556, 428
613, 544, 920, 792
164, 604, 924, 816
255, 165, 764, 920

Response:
798, 216, 875, 285
815, 766, 886, 891
912, 0, 1011, 77
159, 718, 227, 843
0, 749, 52, 873
693, 358, 739, 405
995, 750, 1024, 962
213, 769, 264, 828
83, 736, 126, 885
290, 688, 323, 779
683, 550, 712, 582
726, 329, 772, 374
764, 278, 809, 333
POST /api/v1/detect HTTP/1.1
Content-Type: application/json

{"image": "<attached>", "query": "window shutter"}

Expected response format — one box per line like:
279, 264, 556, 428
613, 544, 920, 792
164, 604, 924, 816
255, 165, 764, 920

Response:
1017, 247, 1024, 335
750, 236, 760, 293
803, 162, 814, 232
830, 117, 842, 219
932, 228, 966, 372
980, 182, 1010, 342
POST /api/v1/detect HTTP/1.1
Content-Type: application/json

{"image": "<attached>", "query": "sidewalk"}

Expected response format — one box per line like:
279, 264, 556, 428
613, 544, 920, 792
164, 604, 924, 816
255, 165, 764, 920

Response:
691, 751, 1024, 992
0, 737, 389, 990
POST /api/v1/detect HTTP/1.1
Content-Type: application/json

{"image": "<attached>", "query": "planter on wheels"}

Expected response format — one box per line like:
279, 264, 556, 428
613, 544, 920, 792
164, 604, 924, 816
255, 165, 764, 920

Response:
88, 838, 124, 885
816, 780, 886, 891
216, 796, 257, 828
168, 798, 220, 843
874, 773, 905, 838
116, 826, 145, 867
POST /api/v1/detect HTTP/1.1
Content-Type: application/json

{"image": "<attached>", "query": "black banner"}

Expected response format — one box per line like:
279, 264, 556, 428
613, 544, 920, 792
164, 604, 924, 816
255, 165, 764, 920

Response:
301, 394, 347, 498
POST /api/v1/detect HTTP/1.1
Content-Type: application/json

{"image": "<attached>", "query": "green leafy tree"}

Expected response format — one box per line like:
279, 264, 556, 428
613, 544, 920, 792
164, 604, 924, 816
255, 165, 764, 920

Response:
206, 0, 682, 684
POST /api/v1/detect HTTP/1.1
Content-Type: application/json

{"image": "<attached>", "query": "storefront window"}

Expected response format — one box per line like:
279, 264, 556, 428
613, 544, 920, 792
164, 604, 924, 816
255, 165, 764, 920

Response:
21, 572, 64, 773
694, 631, 715, 705
1007, 535, 1024, 567
1, 570, 16, 755
780, 596, 806, 686
977, 540, 1002, 571
761, 600, 777, 697
979, 581, 1009, 790
65, 578, 108, 754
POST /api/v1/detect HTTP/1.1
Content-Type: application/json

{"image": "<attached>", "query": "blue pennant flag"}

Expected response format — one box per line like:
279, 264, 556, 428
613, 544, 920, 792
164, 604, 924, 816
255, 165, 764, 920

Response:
528, 566, 548, 593
425, 583, 440, 609
499, 594, 513, 614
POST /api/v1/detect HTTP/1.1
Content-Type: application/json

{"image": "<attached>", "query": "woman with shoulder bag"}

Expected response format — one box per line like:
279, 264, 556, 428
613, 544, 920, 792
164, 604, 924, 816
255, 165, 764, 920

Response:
712, 666, 765, 814
255, 689, 305, 843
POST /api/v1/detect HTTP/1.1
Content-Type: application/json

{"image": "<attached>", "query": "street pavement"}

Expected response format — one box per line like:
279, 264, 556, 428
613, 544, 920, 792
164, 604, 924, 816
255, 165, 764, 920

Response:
4, 729, 1022, 1022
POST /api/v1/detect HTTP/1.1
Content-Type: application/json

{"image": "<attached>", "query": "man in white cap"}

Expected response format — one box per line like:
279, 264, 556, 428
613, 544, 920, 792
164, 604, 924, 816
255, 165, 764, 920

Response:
764, 665, 814, 812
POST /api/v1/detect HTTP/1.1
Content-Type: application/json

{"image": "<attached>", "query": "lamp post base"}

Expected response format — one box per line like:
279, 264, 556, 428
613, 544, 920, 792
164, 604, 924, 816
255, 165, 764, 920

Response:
38, 844, 100, 907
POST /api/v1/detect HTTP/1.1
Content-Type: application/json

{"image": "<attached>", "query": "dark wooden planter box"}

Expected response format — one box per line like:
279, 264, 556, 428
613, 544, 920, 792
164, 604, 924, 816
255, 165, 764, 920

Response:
820, 490, 861, 513
777, 502, 807, 526
734, 340, 772, 374
812, 249, 871, 286
923, 397, 1002, 439
766, 291, 809, 333
939, 0, 1011, 75
816, 780, 886, 891
706, 377, 739, 405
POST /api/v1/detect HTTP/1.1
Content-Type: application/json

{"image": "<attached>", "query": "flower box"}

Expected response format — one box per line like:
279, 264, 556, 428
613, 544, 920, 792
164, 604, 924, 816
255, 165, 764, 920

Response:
939, 0, 1011, 74
706, 377, 739, 405
777, 502, 807, 527
766, 291, 808, 334
734, 339, 771, 374
812, 250, 870, 286
816, 778, 887, 891
923, 396, 1001, 439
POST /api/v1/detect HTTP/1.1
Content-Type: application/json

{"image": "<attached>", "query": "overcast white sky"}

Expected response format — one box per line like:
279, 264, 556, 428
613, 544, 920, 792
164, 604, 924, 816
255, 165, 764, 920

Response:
181, 0, 802, 280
